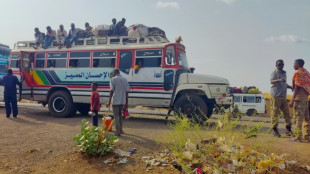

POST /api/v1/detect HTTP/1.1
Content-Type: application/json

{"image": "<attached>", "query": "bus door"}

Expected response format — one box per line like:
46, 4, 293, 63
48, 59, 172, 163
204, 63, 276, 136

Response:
20, 51, 35, 99
132, 49, 167, 106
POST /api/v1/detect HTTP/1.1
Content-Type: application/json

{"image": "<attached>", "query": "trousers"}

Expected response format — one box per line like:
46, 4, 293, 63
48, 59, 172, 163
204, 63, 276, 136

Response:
112, 105, 123, 134
270, 96, 291, 128
293, 100, 310, 140
4, 95, 18, 117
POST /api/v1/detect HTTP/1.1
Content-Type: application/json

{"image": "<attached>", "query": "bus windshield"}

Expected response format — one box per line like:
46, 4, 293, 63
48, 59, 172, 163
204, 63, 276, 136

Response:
177, 49, 189, 69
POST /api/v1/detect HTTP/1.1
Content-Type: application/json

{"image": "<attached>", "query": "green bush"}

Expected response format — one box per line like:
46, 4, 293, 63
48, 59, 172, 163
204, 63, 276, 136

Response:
73, 119, 118, 156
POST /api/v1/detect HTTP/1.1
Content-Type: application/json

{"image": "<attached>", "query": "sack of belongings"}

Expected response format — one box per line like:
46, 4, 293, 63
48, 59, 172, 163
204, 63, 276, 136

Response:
92, 25, 110, 37
148, 27, 166, 39
128, 24, 149, 39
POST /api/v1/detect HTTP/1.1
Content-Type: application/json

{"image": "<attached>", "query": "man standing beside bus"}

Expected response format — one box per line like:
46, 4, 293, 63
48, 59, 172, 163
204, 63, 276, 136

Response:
106, 69, 130, 136
289, 59, 310, 142
270, 60, 293, 137
3, 69, 23, 118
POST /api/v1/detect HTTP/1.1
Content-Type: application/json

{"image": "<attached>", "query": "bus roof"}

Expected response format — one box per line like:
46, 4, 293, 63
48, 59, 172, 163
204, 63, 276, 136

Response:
0, 44, 11, 55
13, 35, 171, 52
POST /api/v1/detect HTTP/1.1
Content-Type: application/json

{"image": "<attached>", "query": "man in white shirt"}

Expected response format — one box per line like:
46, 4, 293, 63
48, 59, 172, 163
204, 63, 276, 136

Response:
57, 25, 67, 49
106, 69, 130, 136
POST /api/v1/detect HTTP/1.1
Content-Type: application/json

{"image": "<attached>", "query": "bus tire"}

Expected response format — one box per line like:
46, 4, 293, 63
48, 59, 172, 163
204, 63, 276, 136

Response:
173, 94, 208, 123
77, 103, 90, 115
48, 91, 74, 118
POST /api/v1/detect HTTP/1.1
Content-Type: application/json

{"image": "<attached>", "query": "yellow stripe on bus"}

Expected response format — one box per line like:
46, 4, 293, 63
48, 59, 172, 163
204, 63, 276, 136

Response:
30, 70, 44, 85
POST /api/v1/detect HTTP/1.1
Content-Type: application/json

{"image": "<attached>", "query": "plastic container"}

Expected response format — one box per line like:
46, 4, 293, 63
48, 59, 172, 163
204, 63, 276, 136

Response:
103, 116, 113, 131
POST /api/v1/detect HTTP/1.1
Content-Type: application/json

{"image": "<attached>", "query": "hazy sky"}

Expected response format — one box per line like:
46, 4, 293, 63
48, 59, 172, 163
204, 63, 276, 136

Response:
0, 0, 309, 93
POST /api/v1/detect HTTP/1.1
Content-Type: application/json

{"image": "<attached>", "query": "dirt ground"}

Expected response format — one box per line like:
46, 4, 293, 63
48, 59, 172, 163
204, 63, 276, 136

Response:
0, 104, 309, 174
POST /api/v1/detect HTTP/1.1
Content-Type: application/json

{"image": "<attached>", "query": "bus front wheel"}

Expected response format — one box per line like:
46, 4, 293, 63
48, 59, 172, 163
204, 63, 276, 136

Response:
48, 91, 74, 118
173, 94, 208, 123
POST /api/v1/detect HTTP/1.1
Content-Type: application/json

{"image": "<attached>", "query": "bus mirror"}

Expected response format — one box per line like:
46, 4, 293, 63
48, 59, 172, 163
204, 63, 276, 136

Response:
190, 67, 195, 73
18, 64, 22, 72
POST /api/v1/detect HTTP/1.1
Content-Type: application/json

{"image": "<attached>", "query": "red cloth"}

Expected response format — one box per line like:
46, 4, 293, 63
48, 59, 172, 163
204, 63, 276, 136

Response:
90, 91, 100, 111
292, 67, 310, 94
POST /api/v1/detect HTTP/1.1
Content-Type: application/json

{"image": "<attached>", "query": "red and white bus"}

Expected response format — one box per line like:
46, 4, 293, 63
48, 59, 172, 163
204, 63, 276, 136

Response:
10, 35, 232, 121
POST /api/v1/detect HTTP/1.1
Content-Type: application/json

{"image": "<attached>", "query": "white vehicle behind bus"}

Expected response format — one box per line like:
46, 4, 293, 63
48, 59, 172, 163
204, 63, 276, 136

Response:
233, 93, 266, 116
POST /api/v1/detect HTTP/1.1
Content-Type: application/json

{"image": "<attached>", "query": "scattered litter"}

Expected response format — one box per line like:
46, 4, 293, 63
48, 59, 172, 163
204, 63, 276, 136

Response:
117, 157, 128, 165
115, 149, 131, 157
306, 166, 310, 172
103, 160, 109, 164
128, 148, 137, 155
279, 163, 285, 170
171, 161, 182, 171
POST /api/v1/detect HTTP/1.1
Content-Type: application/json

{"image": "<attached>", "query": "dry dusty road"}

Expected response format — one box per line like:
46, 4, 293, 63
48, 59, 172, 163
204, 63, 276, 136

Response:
0, 104, 309, 174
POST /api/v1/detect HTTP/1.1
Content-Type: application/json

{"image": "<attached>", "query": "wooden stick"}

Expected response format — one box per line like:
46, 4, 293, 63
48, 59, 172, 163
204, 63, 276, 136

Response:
102, 119, 114, 141
97, 115, 107, 149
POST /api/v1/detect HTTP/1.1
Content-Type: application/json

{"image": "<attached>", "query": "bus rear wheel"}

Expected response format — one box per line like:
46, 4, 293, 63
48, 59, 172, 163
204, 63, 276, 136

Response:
173, 94, 208, 123
48, 91, 74, 118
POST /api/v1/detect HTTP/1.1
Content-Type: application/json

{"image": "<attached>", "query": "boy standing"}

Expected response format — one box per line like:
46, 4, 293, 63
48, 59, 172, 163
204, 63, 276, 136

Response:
90, 82, 100, 126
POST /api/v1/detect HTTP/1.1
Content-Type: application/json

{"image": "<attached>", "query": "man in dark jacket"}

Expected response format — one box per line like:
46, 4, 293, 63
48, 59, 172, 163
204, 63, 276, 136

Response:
2, 69, 23, 118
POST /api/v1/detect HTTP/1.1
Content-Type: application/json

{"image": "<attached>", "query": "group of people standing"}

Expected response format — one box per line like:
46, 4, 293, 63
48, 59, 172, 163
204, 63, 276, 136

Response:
90, 69, 129, 137
33, 18, 127, 49
270, 59, 310, 142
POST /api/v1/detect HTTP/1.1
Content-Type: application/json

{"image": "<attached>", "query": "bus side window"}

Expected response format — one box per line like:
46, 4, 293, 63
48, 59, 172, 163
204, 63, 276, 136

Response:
165, 45, 176, 66
93, 51, 116, 68
234, 96, 241, 103
35, 52, 45, 69
119, 51, 132, 74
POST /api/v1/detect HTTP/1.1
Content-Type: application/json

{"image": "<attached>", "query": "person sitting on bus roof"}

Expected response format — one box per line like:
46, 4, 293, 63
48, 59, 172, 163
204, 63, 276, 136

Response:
34, 28, 45, 49
43, 26, 56, 49
109, 18, 117, 36
83, 22, 94, 38
56, 24, 67, 49
65, 23, 82, 48
113, 18, 127, 36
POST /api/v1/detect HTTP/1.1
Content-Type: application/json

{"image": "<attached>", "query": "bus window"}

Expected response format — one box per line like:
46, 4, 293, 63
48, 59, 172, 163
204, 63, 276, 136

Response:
234, 96, 241, 103
135, 58, 161, 67
47, 52, 67, 68
69, 52, 90, 68
135, 50, 162, 68
35, 52, 45, 68
93, 51, 116, 68
165, 46, 176, 66
177, 48, 189, 69
10, 53, 20, 69
243, 96, 255, 103
119, 51, 132, 74
256, 97, 262, 103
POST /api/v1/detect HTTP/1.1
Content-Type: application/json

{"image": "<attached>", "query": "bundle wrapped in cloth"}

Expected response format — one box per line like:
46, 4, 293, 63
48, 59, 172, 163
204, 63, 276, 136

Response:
127, 24, 167, 39
91, 25, 110, 37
